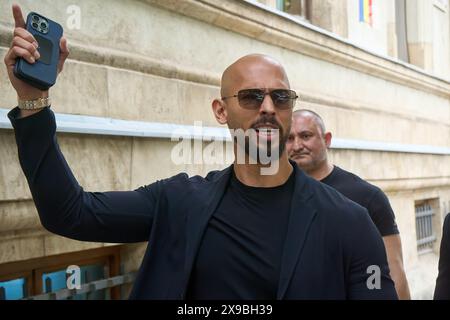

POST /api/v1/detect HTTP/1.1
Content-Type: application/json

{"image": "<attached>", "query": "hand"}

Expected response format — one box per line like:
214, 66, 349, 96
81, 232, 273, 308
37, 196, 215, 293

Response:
4, 4, 69, 100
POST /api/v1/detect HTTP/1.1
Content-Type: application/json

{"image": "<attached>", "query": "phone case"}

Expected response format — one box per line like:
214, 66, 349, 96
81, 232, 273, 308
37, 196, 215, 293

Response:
13, 12, 63, 91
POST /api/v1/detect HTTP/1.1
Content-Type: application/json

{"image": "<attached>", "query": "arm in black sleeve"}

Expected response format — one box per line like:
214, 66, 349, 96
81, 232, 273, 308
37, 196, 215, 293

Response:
434, 214, 450, 300
345, 205, 399, 300
368, 189, 399, 237
8, 107, 161, 243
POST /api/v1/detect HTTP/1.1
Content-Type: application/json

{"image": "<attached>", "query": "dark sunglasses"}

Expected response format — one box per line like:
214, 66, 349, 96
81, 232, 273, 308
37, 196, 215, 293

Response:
222, 88, 298, 110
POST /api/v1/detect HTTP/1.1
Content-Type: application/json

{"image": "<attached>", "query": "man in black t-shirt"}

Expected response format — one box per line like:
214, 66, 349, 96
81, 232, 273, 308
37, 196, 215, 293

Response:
321, 167, 400, 236
286, 109, 411, 299
434, 213, 450, 300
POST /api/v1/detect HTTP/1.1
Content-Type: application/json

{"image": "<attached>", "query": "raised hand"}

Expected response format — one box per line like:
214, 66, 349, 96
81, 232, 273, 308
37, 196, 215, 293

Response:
4, 4, 69, 100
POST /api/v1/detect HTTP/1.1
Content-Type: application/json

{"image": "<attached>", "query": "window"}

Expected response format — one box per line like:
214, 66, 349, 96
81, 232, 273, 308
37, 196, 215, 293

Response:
0, 278, 29, 300
0, 246, 132, 300
276, 0, 310, 21
415, 200, 438, 254
395, 0, 409, 63
40, 263, 110, 299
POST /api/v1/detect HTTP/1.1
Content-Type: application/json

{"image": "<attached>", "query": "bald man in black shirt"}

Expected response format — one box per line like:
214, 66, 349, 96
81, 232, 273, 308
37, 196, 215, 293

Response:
287, 109, 410, 299
434, 213, 450, 300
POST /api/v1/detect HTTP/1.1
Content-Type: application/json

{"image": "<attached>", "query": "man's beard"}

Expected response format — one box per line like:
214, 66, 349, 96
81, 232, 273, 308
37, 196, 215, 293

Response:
233, 115, 289, 163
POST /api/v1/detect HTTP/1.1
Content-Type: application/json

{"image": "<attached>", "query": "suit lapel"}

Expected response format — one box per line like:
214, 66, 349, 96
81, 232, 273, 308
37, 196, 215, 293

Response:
181, 163, 318, 298
183, 165, 232, 292
277, 165, 318, 299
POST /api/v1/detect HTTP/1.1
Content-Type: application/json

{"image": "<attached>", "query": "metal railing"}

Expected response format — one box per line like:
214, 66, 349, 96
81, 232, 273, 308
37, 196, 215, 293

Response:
415, 203, 436, 253
22, 272, 136, 300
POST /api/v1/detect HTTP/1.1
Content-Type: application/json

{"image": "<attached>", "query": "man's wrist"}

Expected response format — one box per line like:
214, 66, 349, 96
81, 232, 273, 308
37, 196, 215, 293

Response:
17, 91, 49, 101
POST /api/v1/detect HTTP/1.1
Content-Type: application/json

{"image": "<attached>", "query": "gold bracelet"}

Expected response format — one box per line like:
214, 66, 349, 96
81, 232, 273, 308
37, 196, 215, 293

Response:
18, 96, 51, 110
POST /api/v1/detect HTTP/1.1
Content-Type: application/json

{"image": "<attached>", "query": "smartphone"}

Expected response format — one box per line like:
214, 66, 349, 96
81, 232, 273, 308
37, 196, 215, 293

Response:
14, 12, 63, 91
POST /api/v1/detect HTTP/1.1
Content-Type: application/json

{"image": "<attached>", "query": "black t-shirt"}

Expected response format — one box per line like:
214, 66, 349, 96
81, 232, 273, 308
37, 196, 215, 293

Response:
321, 166, 399, 236
186, 168, 295, 299
434, 213, 450, 300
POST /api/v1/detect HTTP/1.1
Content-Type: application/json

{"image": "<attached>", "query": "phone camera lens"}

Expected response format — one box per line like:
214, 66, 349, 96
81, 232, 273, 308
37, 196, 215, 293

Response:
40, 22, 47, 29
32, 22, 38, 29
32, 15, 39, 22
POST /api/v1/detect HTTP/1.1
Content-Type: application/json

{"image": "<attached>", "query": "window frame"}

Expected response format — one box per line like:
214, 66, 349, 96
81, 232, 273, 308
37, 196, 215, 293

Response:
0, 246, 121, 299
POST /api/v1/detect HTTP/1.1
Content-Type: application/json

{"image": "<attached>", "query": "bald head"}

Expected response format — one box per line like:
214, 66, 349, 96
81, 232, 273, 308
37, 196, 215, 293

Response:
287, 109, 332, 178
292, 109, 326, 135
220, 54, 290, 98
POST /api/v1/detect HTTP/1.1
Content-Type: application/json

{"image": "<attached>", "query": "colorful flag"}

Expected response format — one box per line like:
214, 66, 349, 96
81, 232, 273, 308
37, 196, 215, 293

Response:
359, 0, 373, 26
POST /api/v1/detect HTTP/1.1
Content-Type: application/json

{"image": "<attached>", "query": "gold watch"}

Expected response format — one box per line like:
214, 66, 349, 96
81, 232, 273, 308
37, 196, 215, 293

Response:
18, 96, 51, 110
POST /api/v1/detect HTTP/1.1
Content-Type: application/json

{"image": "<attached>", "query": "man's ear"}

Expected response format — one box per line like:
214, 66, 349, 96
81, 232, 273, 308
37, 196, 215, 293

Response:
212, 99, 228, 125
324, 132, 332, 148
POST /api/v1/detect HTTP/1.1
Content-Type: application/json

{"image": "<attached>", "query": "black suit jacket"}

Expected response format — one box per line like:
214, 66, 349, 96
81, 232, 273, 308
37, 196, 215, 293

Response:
435, 214, 450, 299
8, 107, 397, 299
